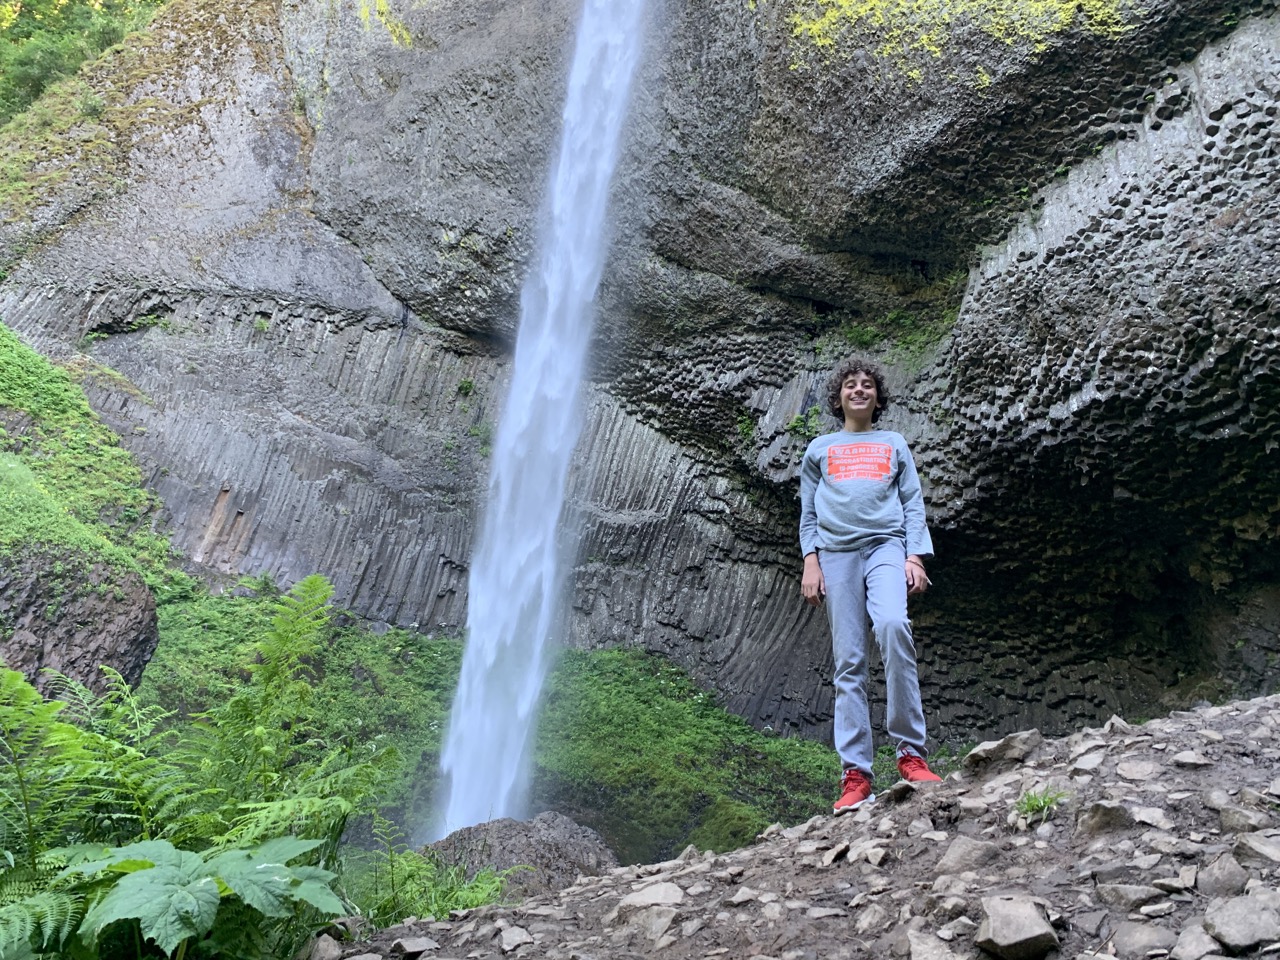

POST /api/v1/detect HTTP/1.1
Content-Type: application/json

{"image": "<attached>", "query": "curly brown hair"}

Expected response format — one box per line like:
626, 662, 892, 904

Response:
826, 358, 889, 424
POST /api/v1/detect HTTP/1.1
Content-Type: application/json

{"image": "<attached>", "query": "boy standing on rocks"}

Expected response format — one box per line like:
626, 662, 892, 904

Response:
799, 358, 941, 814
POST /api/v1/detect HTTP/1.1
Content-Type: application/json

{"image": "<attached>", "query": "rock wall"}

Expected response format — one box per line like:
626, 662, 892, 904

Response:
0, 549, 158, 691
0, 0, 1275, 740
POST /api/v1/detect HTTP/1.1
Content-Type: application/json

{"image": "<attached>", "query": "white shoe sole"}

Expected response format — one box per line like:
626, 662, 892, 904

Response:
833, 792, 875, 815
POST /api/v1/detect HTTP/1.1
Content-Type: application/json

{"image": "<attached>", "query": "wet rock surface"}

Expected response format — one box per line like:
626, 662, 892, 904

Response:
0, 0, 1276, 742
0, 549, 158, 690
327, 695, 1280, 960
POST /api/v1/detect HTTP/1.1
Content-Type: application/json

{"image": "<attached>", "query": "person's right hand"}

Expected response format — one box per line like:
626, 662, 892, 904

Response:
801, 554, 826, 607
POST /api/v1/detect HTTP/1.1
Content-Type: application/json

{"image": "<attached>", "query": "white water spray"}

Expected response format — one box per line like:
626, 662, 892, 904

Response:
436, 0, 647, 836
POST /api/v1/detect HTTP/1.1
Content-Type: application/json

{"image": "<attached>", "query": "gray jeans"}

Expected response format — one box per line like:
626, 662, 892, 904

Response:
821, 541, 927, 774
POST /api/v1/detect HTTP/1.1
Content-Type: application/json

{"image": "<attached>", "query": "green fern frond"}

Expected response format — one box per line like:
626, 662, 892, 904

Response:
217, 795, 354, 850
0, 671, 98, 870
0, 890, 82, 956
33, 673, 98, 733
259, 575, 333, 682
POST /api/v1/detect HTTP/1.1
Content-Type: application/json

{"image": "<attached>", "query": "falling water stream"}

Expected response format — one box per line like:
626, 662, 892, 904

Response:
435, 0, 648, 836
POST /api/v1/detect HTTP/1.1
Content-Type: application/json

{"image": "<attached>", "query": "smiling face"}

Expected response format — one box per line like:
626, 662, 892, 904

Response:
840, 371, 881, 428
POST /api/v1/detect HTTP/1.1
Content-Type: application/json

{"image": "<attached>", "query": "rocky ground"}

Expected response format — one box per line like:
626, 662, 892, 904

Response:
317, 694, 1280, 960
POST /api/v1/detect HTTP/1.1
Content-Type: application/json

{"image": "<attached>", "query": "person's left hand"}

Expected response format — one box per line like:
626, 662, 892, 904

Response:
905, 555, 930, 596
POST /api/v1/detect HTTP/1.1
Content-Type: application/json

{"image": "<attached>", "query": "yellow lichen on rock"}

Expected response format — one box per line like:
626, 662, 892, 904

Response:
787, 0, 1134, 70
357, 0, 412, 47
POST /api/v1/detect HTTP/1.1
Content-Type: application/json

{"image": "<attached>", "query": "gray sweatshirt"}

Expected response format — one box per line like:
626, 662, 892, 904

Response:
799, 430, 934, 559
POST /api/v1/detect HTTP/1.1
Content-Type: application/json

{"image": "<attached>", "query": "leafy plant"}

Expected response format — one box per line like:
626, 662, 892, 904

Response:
786, 405, 826, 442
0, 576, 395, 958
1014, 787, 1069, 825
341, 815, 508, 927
63, 837, 343, 958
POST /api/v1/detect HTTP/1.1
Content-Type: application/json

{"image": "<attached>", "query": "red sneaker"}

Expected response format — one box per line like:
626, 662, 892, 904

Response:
897, 753, 942, 783
833, 769, 875, 814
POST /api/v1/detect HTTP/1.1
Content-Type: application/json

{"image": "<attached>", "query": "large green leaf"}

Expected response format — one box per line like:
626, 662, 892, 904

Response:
286, 865, 345, 915
59, 838, 193, 879
204, 839, 341, 919
79, 861, 220, 955
247, 837, 321, 865
201, 849, 295, 919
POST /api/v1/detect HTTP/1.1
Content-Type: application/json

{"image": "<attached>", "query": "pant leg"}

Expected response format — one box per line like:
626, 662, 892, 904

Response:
863, 540, 928, 756
821, 549, 875, 775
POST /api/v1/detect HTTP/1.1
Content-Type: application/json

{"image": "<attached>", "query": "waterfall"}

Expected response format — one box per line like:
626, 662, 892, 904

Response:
435, 0, 647, 836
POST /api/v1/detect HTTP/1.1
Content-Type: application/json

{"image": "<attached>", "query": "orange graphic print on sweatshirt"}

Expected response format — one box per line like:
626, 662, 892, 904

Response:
827, 442, 892, 483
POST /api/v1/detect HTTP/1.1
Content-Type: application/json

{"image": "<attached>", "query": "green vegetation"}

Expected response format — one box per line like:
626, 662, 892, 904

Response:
735, 413, 756, 444
0, 454, 137, 576
137, 583, 463, 823
138, 589, 845, 865
787, 0, 1134, 78
816, 270, 967, 367
786, 404, 826, 443
536, 649, 840, 862
0, 577, 505, 958
456, 378, 474, 397
0, 579, 367, 958
0, 320, 192, 598
0, 0, 165, 126
341, 816, 509, 929
879, 307, 960, 362
1014, 786, 1069, 825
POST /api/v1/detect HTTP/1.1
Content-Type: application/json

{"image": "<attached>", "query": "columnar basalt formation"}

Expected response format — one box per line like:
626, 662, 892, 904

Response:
0, 0, 1275, 739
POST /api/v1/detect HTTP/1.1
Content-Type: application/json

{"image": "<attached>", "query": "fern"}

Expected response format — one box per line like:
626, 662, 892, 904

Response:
343, 815, 510, 927
0, 670, 97, 870
39, 669, 184, 846
0, 574, 398, 958
0, 889, 81, 957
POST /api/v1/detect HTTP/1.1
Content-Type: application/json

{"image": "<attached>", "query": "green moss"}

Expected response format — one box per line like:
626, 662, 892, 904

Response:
815, 270, 965, 366
0, 72, 126, 218
356, 0, 412, 46
787, 0, 1135, 75
0, 453, 137, 574
786, 404, 826, 442
534, 649, 839, 863
0, 319, 190, 595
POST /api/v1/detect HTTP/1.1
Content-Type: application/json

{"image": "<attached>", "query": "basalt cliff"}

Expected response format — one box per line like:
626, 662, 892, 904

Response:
0, 0, 1276, 739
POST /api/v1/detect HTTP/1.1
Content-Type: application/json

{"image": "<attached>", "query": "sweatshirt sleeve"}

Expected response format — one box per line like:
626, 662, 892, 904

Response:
799, 440, 822, 558
896, 437, 934, 559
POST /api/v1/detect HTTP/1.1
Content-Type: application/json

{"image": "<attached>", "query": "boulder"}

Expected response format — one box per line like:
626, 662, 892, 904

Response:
975, 896, 1059, 960
964, 731, 1044, 768
428, 811, 617, 899
0, 549, 157, 692
1203, 896, 1280, 952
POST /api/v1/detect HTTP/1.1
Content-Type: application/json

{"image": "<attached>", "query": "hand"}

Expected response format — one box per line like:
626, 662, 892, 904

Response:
905, 555, 930, 596
801, 554, 826, 607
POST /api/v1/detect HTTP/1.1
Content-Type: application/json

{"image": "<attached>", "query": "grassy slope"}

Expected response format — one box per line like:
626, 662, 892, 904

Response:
537, 649, 839, 862
0, 316, 195, 659
0, 320, 186, 591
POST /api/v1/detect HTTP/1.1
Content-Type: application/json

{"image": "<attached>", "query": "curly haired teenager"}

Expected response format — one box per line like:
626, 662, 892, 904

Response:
799, 358, 941, 814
